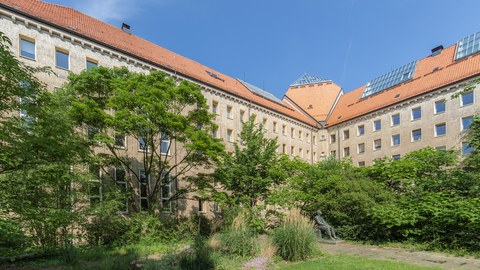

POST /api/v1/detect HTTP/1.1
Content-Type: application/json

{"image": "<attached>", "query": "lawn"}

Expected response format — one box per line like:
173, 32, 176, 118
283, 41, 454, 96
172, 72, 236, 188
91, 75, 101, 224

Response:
278, 254, 440, 270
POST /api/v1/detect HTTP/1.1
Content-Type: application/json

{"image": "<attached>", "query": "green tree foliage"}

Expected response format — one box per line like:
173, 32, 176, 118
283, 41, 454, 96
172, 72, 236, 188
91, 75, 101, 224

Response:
211, 117, 284, 208
271, 157, 393, 240
65, 67, 224, 212
366, 148, 480, 250
0, 30, 90, 252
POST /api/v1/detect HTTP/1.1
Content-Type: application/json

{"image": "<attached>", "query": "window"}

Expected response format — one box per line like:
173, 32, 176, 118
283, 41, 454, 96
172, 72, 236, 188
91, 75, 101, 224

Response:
435, 123, 446, 137
114, 132, 126, 148
306, 133, 310, 142
357, 125, 365, 136
240, 110, 246, 123
139, 170, 149, 211
86, 58, 98, 70
358, 143, 365, 154
462, 142, 473, 155
411, 107, 421, 120
212, 128, 218, 138
391, 134, 400, 146
299, 148, 303, 158
461, 91, 474, 106
282, 144, 286, 154
115, 166, 128, 212
138, 137, 147, 151
373, 120, 381, 131
88, 165, 102, 206
291, 128, 295, 138
306, 149, 310, 158
391, 114, 400, 126
313, 135, 317, 145
273, 121, 278, 132
434, 100, 445, 114
299, 130, 302, 140
343, 129, 350, 140
412, 129, 422, 142
251, 114, 257, 123
374, 139, 382, 151
291, 146, 295, 155
227, 129, 233, 142
358, 161, 365, 167
198, 199, 204, 213
282, 125, 286, 135
19, 36, 35, 59
87, 126, 99, 141
435, 146, 447, 151
313, 152, 317, 162
161, 172, 172, 213
330, 134, 336, 144
227, 105, 233, 119
212, 101, 218, 115
160, 133, 170, 154
55, 47, 69, 69
330, 150, 336, 157
343, 147, 350, 157
263, 118, 268, 130
392, 154, 401, 161
462, 116, 474, 130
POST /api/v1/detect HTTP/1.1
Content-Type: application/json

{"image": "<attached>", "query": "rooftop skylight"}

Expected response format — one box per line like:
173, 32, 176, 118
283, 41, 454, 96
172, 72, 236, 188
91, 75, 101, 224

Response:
237, 79, 285, 106
361, 60, 417, 98
455, 31, 480, 60
291, 73, 330, 87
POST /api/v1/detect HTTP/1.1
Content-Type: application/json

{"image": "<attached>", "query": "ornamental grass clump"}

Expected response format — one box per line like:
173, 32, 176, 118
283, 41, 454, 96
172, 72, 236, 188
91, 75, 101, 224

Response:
272, 208, 317, 261
218, 211, 256, 257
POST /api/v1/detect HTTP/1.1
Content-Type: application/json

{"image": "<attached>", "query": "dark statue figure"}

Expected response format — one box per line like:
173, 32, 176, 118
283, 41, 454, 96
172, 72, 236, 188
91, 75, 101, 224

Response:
314, 210, 339, 241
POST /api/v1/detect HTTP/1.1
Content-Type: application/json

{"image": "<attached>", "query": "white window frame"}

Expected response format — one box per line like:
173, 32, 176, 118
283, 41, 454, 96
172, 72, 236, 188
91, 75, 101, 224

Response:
391, 134, 400, 146
391, 114, 400, 126
411, 107, 422, 121
115, 166, 128, 213
161, 173, 172, 213
19, 35, 36, 60
461, 91, 474, 107
373, 120, 381, 131
412, 129, 422, 142
435, 123, 446, 137
160, 133, 170, 155
89, 165, 102, 206
55, 47, 70, 70
139, 170, 149, 212
434, 99, 446, 114
358, 143, 365, 154
461, 116, 474, 131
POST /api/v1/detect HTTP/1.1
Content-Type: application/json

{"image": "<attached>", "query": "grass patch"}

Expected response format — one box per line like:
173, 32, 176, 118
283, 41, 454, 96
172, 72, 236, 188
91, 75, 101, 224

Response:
278, 254, 441, 270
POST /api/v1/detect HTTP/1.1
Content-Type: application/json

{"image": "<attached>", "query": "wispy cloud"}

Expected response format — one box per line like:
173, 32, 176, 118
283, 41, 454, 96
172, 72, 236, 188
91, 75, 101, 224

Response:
72, 0, 159, 23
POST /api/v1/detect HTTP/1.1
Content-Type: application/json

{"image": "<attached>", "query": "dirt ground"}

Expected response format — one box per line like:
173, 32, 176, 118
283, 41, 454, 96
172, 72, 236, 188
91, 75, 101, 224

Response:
320, 242, 480, 270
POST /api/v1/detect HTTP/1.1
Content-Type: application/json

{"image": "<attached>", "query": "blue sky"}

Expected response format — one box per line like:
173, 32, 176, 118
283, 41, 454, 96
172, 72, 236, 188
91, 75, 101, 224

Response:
46, 0, 480, 98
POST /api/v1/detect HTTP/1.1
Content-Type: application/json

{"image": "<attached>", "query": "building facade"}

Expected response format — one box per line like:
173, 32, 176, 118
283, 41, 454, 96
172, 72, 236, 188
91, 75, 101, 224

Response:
1, 0, 479, 216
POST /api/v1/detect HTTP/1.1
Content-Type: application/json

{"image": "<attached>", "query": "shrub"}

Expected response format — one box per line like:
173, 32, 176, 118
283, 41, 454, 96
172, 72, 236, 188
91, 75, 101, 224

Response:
218, 211, 255, 257
272, 209, 317, 261
0, 218, 29, 253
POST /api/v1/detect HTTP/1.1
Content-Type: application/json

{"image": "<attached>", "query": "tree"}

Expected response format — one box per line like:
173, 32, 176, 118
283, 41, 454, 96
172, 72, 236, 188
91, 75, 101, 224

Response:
0, 31, 91, 250
211, 117, 284, 208
66, 67, 224, 212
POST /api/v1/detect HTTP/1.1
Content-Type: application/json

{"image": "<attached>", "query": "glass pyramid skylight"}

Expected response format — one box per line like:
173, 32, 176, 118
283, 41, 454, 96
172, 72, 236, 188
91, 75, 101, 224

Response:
291, 73, 330, 86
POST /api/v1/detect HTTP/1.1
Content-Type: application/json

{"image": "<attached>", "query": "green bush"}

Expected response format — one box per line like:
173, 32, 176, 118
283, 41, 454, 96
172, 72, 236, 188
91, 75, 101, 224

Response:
272, 209, 317, 261
218, 211, 255, 257
0, 218, 29, 253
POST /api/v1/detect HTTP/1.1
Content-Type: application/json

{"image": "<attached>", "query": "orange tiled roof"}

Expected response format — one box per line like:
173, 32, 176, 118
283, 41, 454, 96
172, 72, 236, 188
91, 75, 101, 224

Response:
0, 0, 319, 127
285, 81, 342, 122
326, 44, 480, 126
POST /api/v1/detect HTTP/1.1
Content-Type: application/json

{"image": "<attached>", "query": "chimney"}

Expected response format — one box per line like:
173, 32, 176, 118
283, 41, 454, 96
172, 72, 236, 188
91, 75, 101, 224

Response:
431, 45, 444, 56
121, 23, 131, 34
